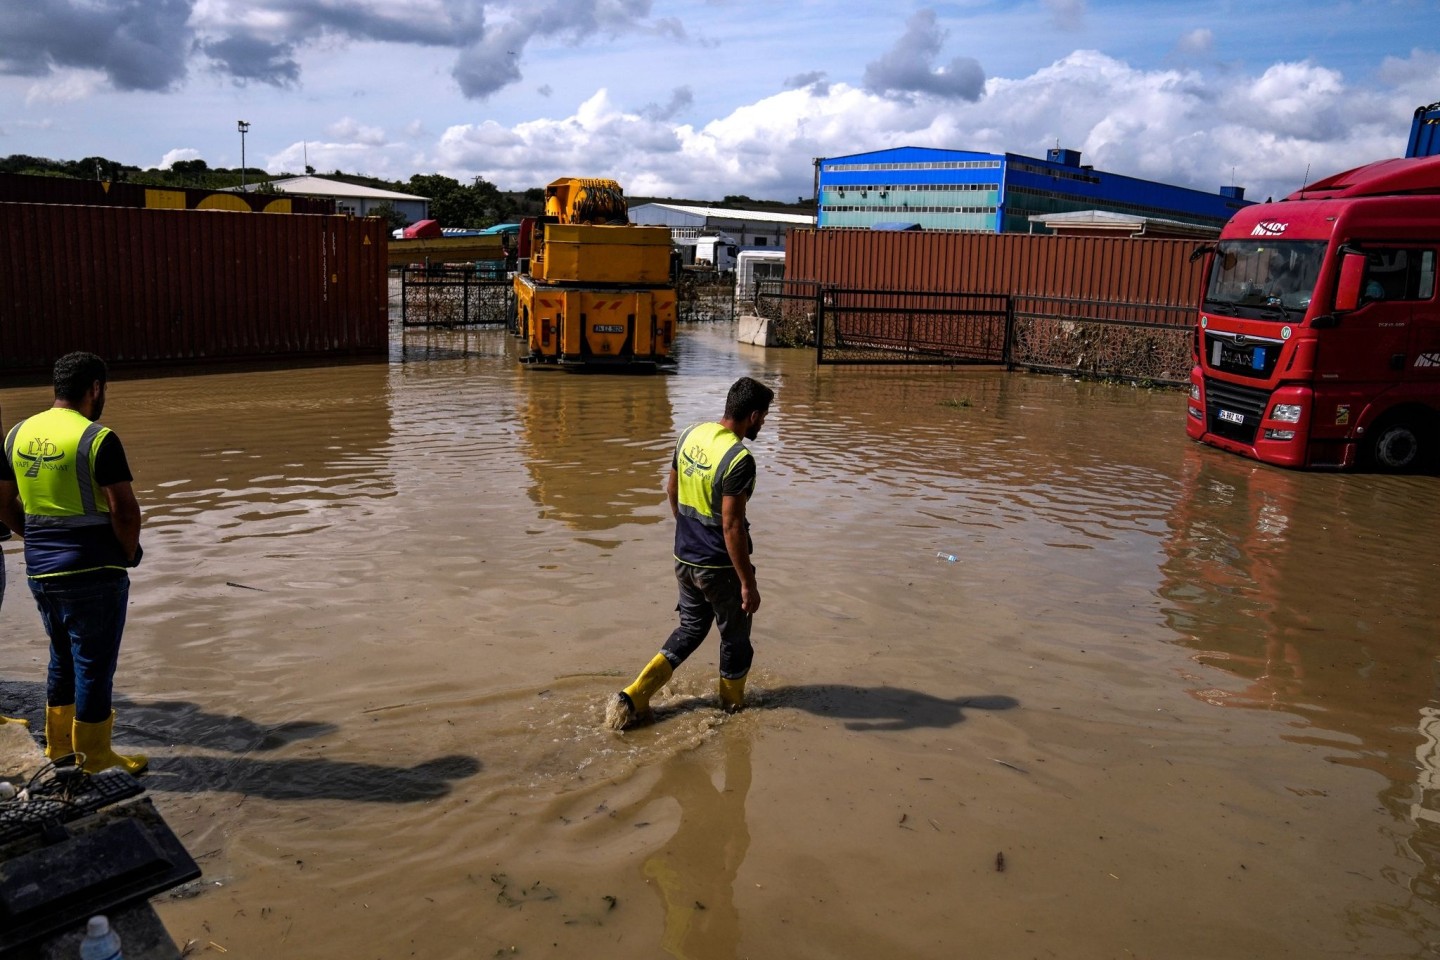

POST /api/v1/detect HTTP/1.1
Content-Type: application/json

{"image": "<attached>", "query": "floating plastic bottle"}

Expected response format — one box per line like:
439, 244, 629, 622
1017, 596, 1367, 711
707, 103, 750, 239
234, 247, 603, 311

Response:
79, 916, 123, 960
936, 552, 958, 563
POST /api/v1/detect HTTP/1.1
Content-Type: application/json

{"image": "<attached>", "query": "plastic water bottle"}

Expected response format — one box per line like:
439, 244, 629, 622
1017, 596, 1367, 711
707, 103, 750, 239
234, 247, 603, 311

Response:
79, 916, 123, 960
936, 551, 958, 563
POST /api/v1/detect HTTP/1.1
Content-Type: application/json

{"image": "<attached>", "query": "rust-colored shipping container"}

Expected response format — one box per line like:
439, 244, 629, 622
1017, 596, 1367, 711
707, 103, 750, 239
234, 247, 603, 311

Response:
0, 172, 335, 215
0, 203, 387, 374
786, 228, 1206, 321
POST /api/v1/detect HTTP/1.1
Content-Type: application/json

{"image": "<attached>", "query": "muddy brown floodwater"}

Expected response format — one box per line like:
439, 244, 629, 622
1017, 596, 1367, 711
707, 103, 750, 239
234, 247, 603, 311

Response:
4, 322, 1440, 958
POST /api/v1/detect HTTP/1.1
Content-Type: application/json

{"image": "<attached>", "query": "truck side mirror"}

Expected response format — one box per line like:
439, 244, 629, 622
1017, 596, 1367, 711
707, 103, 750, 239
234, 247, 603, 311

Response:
1334, 251, 1365, 312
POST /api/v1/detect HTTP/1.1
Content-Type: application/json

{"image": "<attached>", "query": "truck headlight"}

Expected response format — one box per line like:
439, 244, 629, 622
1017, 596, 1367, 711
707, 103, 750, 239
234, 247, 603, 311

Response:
1264, 429, 1296, 441
1189, 383, 1201, 401
1270, 403, 1302, 423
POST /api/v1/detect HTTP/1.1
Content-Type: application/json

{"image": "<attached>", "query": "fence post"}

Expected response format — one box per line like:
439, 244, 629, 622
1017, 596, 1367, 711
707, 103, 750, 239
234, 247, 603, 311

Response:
814, 286, 827, 363
1003, 295, 1015, 371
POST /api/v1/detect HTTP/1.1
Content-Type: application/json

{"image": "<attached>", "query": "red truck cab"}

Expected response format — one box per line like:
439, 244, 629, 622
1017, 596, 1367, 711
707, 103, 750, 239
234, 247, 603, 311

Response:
1189, 156, 1440, 470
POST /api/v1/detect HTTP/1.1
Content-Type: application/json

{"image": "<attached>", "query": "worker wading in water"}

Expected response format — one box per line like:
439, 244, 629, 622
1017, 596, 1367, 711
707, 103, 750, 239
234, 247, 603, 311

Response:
606, 376, 774, 730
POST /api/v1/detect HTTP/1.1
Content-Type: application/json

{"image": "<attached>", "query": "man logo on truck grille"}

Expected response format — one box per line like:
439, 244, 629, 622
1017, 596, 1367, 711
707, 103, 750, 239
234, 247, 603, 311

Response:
1251, 221, 1289, 237
1415, 353, 1440, 367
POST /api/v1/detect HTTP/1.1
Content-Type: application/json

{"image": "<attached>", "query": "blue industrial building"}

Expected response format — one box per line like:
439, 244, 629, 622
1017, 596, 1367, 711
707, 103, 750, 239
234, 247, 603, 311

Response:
817, 146, 1250, 233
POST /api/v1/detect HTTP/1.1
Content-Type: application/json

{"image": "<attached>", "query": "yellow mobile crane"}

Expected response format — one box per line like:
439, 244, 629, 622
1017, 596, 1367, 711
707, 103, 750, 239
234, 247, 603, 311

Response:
514, 178, 678, 371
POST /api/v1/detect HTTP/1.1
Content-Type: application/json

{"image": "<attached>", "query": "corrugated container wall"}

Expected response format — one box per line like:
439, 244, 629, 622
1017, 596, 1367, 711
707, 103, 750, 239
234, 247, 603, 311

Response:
786, 229, 1206, 319
0, 203, 388, 374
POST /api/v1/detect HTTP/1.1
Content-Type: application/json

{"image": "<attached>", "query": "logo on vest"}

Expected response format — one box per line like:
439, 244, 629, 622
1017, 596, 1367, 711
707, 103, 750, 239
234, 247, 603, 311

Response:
680, 444, 713, 477
17, 438, 65, 478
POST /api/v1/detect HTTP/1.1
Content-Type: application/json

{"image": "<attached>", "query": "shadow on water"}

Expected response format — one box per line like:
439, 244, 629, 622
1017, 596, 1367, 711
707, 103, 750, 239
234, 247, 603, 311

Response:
646, 684, 1019, 732
763, 684, 1018, 731
143, 753, 481, 803
0, 680, 481, 803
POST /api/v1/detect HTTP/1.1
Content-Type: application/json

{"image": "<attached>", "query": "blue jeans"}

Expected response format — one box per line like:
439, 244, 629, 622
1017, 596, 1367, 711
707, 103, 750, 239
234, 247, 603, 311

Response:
29, 572, 130, 723
661, 561, 754, 679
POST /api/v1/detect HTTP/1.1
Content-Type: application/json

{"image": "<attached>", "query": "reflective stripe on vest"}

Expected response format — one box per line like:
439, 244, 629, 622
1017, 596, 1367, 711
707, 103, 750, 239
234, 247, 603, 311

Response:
674, 422, 750, 528
5, 409, 112, 529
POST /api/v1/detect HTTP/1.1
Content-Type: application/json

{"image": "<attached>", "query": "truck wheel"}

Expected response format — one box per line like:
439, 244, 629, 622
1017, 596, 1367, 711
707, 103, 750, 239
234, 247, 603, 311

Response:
1368, 419, 1427, 472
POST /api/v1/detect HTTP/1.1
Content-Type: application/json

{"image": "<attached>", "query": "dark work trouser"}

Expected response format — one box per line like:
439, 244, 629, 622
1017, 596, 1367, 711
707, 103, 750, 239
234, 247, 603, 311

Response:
30, 571, 130, 723
660, 561, 753, 680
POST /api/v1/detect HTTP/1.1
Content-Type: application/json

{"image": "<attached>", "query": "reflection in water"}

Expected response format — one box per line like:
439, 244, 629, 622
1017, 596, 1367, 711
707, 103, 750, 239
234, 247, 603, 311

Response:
634, 725, 751, 960
513, 371, 676, 531
1160, 446, 1440, 948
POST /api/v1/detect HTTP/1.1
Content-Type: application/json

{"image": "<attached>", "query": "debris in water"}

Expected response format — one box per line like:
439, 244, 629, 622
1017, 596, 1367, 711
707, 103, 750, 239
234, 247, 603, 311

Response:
995, 852, 1005, 872
988, 757, 1028, 774
225, 581, 265, 591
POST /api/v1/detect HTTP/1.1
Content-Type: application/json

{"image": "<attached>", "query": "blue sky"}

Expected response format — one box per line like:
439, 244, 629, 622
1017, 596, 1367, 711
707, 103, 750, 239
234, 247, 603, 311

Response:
0, 0, 1433, 205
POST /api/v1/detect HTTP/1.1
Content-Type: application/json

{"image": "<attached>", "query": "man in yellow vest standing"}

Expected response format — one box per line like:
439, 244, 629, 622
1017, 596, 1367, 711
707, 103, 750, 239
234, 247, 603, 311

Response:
0, 352, 147, 774
606, 376, 774, 731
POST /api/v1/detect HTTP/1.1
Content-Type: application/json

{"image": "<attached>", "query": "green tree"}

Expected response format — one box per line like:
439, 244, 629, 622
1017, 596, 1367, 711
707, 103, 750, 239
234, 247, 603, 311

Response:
367, 201, 409, 232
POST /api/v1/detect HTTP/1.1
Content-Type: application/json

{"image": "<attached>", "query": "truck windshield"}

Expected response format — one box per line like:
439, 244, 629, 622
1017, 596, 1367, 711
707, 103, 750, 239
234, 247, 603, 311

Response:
1203, 240, 1327, 321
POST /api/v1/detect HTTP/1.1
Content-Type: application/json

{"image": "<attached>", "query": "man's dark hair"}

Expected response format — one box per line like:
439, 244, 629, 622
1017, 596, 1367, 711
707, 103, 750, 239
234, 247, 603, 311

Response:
724, 376, 773, 420
53, 352, 108, 402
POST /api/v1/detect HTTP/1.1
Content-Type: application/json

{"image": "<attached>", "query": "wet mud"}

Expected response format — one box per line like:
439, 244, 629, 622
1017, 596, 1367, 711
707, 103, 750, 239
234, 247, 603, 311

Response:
3, 323, 1440, 958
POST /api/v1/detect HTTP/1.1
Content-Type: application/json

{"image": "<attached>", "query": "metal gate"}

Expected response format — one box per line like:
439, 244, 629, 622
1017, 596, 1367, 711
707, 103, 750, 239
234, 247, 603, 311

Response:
757, 281, 1194, 383
400, 265, 512, 327
816, 289, 1011, 365
1009, 296, 1193, 386
676, 267, 736, 323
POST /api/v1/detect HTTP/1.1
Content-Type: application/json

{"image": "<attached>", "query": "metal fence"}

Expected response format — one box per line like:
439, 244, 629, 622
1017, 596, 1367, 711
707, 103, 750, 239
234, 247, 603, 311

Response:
819, 289, 1010, 365
399, 265, 512, 327
1010, 296, 1193, 386
401, 265, 733, 328
676, 268, 735, 323
756, 280, 1195, 384
755, 278, 824, 346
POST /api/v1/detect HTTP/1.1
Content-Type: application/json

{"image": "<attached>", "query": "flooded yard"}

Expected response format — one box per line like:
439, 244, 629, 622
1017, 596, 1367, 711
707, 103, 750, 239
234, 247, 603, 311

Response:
3, 322, 1439, 958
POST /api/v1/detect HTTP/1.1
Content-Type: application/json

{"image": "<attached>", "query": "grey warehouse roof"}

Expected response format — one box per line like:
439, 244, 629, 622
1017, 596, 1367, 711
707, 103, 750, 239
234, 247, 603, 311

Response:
631, 203, 814, 226
236, 175, 429, 202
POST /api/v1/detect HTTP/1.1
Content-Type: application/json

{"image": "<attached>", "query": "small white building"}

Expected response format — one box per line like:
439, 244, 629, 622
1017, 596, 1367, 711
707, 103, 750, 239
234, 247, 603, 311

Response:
237, 175, 429, 222
735, 250, 786, 302
628, 203, 813, 251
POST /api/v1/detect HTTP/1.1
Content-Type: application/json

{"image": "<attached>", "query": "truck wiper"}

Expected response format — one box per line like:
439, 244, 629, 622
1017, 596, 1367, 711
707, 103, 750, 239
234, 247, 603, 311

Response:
1263, 298, 1292, 320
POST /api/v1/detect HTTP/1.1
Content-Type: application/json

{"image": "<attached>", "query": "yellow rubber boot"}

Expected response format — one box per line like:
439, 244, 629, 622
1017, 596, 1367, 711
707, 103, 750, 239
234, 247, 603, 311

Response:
606, 653, 674, 730
73, 711, 148, 776
45, 704, 75, 759
718, 674, 747, 713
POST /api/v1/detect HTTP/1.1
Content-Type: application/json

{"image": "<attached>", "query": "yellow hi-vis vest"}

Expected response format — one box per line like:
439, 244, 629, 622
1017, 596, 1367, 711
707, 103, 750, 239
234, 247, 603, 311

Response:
5, 408, 120, 577
673, 422, 753, 567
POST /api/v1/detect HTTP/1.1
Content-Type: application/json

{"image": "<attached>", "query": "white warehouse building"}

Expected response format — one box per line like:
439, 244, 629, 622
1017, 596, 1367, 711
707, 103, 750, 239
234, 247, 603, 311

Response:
628, 203, 814, 251
237, 175, 430, 223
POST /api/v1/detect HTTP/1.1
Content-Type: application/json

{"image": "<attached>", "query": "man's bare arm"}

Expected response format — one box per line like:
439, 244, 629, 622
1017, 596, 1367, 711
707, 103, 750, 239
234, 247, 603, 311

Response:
0, 481, 22, 537
721, 493, 759, 614
102, 481, 141, 562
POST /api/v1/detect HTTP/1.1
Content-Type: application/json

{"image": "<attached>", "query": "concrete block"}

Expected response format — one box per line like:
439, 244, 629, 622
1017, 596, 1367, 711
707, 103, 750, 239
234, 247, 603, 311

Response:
736, 314, 773, 347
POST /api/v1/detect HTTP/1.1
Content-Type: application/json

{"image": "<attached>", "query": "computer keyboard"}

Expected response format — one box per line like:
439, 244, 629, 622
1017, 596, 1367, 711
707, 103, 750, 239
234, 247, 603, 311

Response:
0, 767, 145, 846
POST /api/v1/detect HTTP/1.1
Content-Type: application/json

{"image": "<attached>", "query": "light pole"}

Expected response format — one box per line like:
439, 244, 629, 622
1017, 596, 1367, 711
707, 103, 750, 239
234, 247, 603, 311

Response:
237, 120, 250, 190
